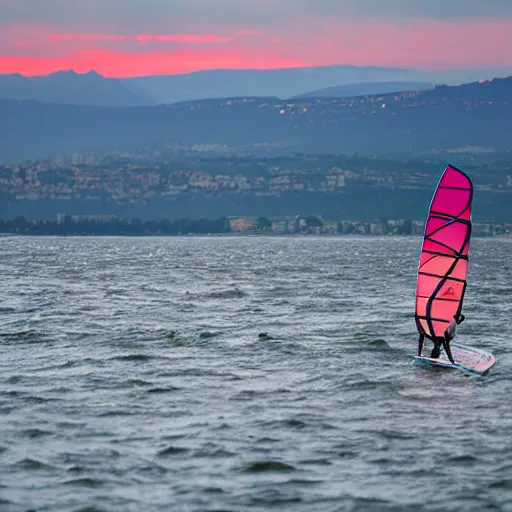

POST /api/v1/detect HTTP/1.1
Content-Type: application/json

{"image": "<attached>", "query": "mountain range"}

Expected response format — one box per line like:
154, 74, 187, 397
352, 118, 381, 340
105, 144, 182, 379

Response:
120, 65, 512, 104
0, 70, 155, 107
1, 76, 511, 163
2, 65, 512, 106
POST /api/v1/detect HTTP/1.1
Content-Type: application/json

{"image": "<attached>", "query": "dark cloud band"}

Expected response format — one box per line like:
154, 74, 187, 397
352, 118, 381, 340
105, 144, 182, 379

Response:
1, 0, 511, 33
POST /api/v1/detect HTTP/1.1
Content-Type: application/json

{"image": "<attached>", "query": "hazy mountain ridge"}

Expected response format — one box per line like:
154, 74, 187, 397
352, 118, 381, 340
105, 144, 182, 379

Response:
293, 81, 435, 99
0, 70, 156, 107
120, 64, 512, 104
2, 65, 512, 107
121, 65, 424, 104
0, 76, 511, 163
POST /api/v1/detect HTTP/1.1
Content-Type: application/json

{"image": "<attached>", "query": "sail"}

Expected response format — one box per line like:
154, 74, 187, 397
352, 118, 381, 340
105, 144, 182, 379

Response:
415, 165, 473, 340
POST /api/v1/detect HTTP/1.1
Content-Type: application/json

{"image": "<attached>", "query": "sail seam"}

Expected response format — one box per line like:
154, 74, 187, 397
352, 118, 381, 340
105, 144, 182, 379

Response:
418, 271, 466, 283
422, 249, 468, 260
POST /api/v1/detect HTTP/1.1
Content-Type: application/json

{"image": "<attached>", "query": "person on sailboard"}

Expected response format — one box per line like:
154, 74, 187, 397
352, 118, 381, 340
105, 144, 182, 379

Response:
417, 313, 465, 363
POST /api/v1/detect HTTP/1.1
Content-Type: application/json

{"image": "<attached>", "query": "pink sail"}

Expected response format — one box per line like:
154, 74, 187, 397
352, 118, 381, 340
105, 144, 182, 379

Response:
415, 165, 473, 340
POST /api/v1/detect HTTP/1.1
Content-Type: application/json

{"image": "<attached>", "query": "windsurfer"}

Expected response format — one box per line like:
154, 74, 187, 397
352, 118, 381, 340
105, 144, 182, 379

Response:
428, 313, 465, 362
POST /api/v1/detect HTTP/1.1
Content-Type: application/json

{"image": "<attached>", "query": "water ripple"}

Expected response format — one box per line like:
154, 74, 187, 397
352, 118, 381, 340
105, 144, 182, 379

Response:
0, 235, 510, 512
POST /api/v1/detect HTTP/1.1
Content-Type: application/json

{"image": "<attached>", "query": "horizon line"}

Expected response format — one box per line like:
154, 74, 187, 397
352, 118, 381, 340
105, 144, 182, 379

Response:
2, 63, 512, 79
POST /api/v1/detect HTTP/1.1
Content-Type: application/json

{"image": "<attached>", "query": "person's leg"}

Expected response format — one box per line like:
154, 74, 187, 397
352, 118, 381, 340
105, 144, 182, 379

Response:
418, 333, 424, 357
442, 339, 455, 364
430, 340, 442, 359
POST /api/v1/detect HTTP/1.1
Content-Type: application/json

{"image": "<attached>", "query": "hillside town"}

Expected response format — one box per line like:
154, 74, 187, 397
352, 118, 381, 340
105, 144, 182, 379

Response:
1, 150, 511, 204
226, 215, 509, 237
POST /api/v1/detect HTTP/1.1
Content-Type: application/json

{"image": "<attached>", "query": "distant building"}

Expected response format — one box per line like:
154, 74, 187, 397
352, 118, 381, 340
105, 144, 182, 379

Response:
57, 213, 117, 224
322, 220, 338, 234
473, 223, 494, 237
271, 219, 289, 234
412, 220, 425, 235
228, 216, 257, 232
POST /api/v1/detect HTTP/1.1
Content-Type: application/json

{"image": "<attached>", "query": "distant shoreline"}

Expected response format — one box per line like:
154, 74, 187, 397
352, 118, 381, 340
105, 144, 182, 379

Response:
0, 232, 507, 239
0, 215, 508, 237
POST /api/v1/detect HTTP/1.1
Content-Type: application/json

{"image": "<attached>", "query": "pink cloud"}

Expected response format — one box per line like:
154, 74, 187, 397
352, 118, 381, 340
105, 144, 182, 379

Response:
269, 17, 512, 70
0, 17, 511, 76
0, 47, 309, 77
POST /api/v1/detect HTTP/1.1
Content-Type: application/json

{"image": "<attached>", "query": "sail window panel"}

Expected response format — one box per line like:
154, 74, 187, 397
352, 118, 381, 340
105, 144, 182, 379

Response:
437, 279, 465, 300
420, 254, 458, 277
431, 188, 471, 218
430, 298, 459, 328
450, 259, 468, 280
418, 319, 430, 337
438, 169, 472, 189
425, 216, 452, 234
431, 319, 451, 337
422, 237, 458, 256
417, 274, 443, 298
428, 222, 468, 252
415, 296, 428, 318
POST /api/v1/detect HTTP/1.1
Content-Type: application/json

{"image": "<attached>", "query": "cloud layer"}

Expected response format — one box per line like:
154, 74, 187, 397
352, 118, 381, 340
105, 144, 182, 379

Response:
1, 0, 511, 76
2, 0, 512, 31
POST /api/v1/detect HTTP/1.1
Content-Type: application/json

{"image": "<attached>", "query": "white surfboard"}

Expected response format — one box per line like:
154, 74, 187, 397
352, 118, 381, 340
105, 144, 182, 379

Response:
413, 343, 496, 375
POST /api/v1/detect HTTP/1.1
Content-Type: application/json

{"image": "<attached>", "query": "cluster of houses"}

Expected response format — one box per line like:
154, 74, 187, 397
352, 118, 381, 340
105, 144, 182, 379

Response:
227, 216, 512, 236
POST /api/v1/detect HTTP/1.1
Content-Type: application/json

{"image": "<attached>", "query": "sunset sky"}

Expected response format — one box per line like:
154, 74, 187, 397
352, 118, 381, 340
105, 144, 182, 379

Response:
1, 0, 512, 77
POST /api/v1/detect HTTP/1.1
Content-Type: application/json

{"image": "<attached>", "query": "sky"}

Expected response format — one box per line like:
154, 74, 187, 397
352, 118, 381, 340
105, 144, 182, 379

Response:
1, 0, 512, 77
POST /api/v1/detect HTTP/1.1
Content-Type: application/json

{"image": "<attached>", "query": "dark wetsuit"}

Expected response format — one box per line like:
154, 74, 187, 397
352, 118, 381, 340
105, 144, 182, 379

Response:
419, 314, 465, 363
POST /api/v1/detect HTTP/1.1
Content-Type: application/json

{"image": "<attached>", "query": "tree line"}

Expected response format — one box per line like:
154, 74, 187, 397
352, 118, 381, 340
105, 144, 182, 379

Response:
0, 215, 415, 235
0, 216, 231, 235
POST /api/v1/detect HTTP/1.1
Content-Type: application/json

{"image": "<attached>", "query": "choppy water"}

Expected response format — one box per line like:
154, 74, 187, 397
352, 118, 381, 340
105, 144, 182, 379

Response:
0, 236, 511, 512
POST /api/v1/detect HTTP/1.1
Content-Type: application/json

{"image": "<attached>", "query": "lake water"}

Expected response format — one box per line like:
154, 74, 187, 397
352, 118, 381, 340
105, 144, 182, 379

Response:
0, 236, 511, 512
